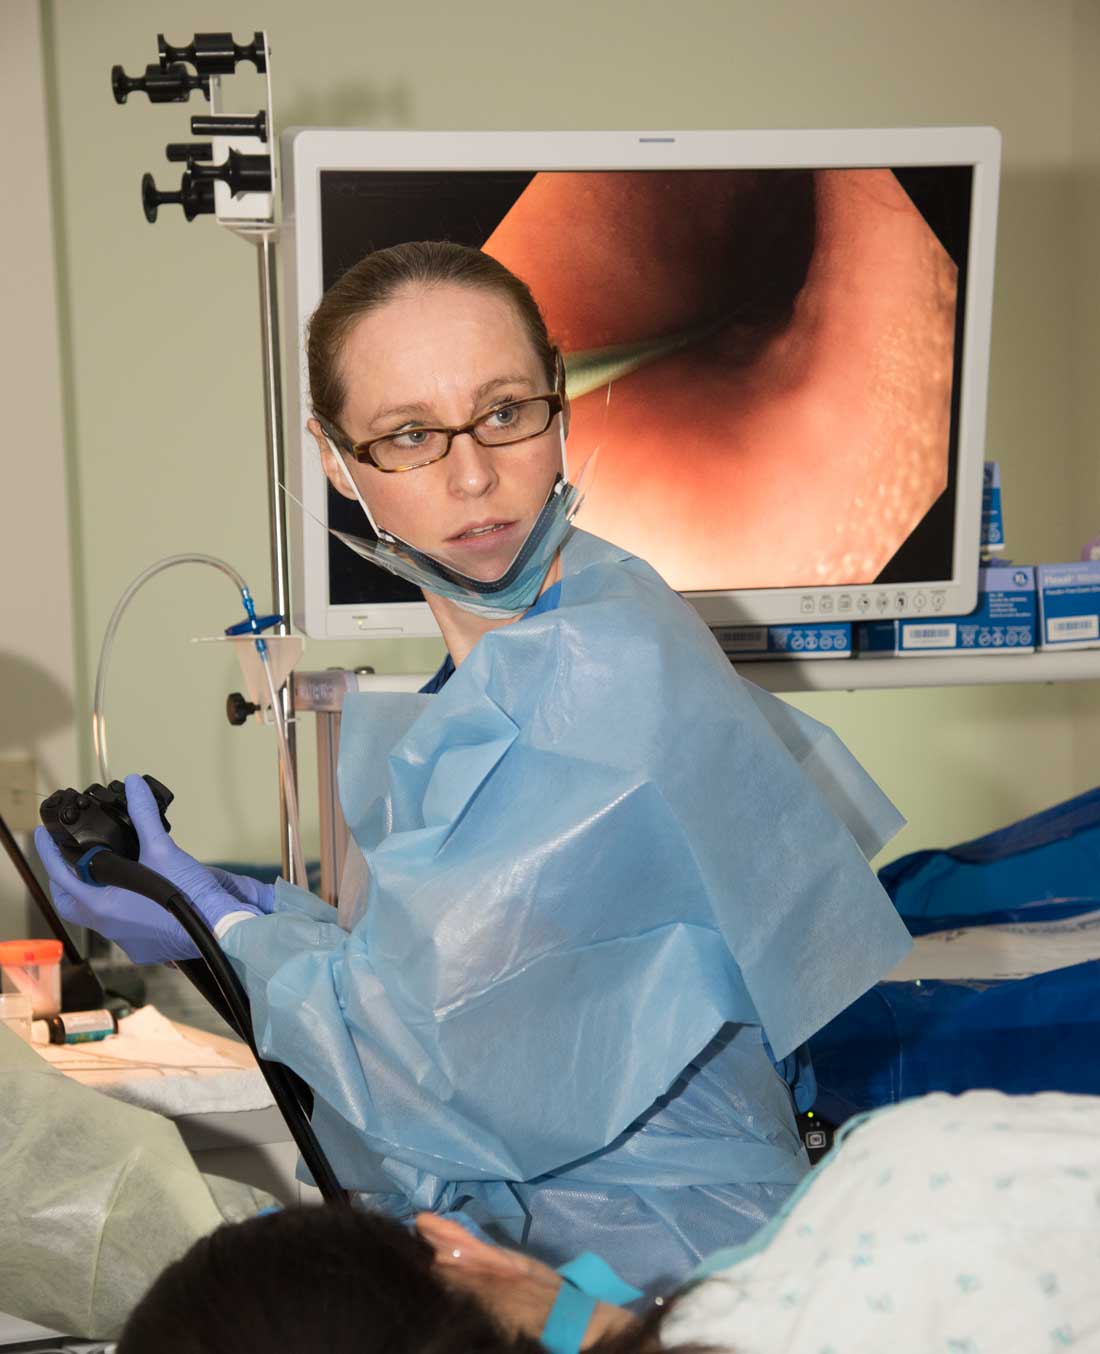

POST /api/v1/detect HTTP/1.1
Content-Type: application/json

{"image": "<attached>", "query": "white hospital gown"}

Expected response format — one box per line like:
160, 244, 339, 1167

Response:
661, 1091, 1100, 1353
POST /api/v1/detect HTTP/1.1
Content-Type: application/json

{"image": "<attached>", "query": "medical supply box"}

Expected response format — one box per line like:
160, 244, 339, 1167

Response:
856, 565, 1036, 657
981, 461, 1004, 552
1037, 561, 1100, 649
716, 623, 852, 661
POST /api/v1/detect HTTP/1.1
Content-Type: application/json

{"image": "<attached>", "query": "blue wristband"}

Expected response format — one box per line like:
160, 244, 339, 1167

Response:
539, 1250, 643, 1353
556, 1252, 643, 1306
540, 1282, 598, 1354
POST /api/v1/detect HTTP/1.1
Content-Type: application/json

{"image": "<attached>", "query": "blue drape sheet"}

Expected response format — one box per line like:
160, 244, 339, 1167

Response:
223, 531, 910, 1290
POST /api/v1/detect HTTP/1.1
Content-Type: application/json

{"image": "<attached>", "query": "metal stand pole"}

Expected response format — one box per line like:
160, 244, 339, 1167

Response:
253, 229, 299, 883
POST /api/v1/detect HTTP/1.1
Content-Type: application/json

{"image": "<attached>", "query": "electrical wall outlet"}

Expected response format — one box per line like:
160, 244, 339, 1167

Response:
0, 757, 40, 832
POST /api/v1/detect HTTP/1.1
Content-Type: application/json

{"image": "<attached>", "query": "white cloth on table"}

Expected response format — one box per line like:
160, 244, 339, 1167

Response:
31, 1004, 273, 1116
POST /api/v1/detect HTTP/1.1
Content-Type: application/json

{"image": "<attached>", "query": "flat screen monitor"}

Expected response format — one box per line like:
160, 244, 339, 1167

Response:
282, 128, 1001, 639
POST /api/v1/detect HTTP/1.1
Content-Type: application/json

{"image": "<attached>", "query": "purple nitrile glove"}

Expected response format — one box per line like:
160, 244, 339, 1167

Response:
121, 775, 277, 916
206, 865, 277, 914
33, 774, 274, 964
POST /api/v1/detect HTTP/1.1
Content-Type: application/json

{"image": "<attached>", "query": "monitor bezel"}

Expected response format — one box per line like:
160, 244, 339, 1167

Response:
282, 126, 1001, 640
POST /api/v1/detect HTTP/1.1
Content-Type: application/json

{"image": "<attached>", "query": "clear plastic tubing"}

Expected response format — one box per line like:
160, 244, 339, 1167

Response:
92, 553, 306, 887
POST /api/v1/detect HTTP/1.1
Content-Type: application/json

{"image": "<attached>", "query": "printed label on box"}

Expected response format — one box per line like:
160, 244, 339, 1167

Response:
901, 624, 957, 649
715, 623, 852, 660
1046, 616, 1099, 643
715, 627, 767, 653
1038, 562, 1100, 650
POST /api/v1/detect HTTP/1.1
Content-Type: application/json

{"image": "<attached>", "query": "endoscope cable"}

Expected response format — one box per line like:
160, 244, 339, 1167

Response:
88, 850, 346, 1204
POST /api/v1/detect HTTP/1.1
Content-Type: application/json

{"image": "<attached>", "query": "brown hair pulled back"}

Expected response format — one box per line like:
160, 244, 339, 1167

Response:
307, 241, 559, 434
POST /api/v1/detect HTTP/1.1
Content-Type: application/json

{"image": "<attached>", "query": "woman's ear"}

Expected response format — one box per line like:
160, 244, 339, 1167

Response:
308, 418, 359, 502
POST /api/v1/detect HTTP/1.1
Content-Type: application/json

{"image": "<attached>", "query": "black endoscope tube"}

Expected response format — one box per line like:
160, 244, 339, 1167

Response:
87, 853, 347, 1204
173, 955, 250, 1042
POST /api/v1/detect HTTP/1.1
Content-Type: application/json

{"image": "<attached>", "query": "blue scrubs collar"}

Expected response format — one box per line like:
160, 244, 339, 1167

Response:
420, 581, 564, 694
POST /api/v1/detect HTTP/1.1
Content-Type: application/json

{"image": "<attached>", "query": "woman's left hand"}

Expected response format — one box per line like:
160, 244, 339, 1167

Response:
118, 774, 276, 916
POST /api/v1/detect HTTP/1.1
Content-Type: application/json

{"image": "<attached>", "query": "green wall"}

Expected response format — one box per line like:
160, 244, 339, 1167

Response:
39, 0, 1100, 872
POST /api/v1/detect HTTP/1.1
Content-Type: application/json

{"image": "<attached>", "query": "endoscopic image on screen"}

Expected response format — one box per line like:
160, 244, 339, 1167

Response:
486, 168, 967, 592
319, 165, 971, 603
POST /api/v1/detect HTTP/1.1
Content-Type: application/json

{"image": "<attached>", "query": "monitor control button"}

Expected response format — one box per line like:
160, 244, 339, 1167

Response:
932, 592, 947, 612
837, 593, 852, 613
895, 593, 908, 612
857, 595, 871, 614
819, 596, 834, 614
875, 593, 891, 614
913, 592, 927, 611
800, 595, 815, 614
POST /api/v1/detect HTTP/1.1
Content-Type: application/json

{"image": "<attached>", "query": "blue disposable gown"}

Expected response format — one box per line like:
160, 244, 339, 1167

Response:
223, 531, 911, 1294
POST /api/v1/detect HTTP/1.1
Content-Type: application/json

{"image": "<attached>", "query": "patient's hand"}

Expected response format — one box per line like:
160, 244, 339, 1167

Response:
415, 1212, 638, 1350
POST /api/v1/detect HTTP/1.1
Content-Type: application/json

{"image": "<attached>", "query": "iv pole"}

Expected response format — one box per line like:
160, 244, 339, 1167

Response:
254, 228, 298, 883
115, 31, 300, 883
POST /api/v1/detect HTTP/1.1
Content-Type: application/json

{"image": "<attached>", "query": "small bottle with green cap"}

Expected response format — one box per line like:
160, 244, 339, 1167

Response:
31, 1009, 119, 1045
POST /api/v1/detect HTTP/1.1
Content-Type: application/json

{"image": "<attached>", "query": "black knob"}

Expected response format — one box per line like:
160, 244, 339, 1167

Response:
189, 148, 271, 196
142, 172, 178, 223
59, 804, 81, 826
226, 691, 260, 726
166, 142, 213, 164
43, 793, 60, 808
181, 176, 216, 220
111, 64, 133, 103
112, 62, 210, 105
158, 31, 267, 75
142, 172, 215, 223
191, 110, 268, 143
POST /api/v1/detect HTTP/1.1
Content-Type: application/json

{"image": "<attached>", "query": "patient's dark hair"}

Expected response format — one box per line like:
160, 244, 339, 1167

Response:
116, 1206, 713, 1354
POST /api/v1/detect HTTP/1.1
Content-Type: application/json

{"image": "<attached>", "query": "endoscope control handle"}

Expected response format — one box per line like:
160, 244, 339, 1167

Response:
40, 776, 173, 864
158, 32, 267, 76
111, 62, 210, 105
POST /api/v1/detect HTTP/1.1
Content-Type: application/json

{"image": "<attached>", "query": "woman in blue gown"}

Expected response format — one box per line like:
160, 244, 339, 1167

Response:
39, 240, 910, 1295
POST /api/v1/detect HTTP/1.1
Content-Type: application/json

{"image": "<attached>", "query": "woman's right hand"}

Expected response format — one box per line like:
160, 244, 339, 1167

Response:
34, 774, 273, 964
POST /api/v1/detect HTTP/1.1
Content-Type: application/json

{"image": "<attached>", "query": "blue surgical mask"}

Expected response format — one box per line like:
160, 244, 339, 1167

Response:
328, 420, 594, 618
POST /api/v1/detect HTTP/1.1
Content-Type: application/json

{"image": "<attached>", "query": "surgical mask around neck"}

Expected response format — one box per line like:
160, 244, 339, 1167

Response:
327, 417, 593, 618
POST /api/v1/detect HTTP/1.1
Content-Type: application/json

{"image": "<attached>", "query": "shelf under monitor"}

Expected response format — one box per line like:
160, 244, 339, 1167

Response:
737, 648, 1100, 693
